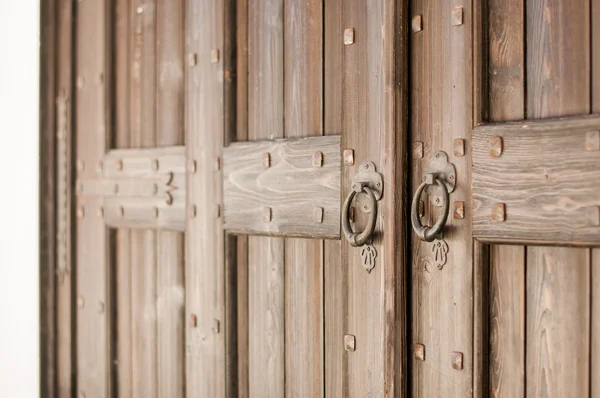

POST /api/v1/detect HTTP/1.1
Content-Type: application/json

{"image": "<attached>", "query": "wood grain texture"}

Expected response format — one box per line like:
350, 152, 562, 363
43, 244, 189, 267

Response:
248, 236, 285, 396
40, 0, 57, 394
283, 2, 325, 395
593, 249, 600, 397
489, 245, 525, 398
185, 0, 226, 395
344, 0, 407, 396
473, 241, 490, 398
75, 0, 110, 395
223, 135, 340, 238
246, 0, 286, 396
410, 0, 473, 396
324, 0, 345, 396
156, 0, 185, 395
472, 115, 600, 245
526, 2, 591, 397
526, 247, 590, 397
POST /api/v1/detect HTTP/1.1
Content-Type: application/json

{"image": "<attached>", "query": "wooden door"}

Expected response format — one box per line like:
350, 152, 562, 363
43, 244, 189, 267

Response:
41, 0, 408, 397
409, 1, 600, 397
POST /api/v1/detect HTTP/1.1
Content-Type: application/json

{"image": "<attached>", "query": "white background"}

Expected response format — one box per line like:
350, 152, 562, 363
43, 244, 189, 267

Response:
0, 0, 41, 396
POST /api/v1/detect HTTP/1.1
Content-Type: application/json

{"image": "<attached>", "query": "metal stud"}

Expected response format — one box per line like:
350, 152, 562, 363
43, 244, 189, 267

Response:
119, 206, 125, 218
453, 138, 465, 157
343, 28, 355, 45
489, 136, 503, 157
76, 76, 85, 90
77, 296, 85, 308
116, 159, 124, 171
98, 301, 105, 314
188, 53, 198, 67
413, 141, 424, 159
263, 152, 271, 168
97, 206, 104, 217
211, 49, 220, 64
151, 159, 159, 171
453, 201, 465, 220
414, 343, 425, 361
343, 149, 355, 166
96, 160, 104, 175
189, 204, 197, 219
491, 203, 505, 222
452, 7, 464, 26
344, 334, 356, 352
76, 206, 85, 219
188, 159, 197, 173
412, 15, 423, 33
153, 207, 159, 218
452, 351, 464, 370
212, 319, 220, 334
313, 207, 324, 223
76, 159, 85, 173
586, 130, 600, 151
214, 156, 221, 171
190, 313, 198, 327
215, 204, 221, 218
263, 207, 272, 222
313, 151, 323, 168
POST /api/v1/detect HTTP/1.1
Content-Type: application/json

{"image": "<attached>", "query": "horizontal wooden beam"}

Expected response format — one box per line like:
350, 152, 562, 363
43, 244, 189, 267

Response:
223, 135, 341, 238
76, 146, 186, 231
473, 115, 600, 245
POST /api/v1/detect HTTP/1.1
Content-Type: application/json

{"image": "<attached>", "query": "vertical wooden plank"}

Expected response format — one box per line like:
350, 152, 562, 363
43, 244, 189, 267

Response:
246, 0, 285, 396
156, 0, 185, 396
40, 0, 57, 395
526, 247, 590, 397
76, 0, 110, 395
113, 0, 132, 396
283, 0, 324, 396
473, 242, 490, 398
324, 0, 345, 396
129, 0, 158, 396
410, 0, 472, 396
186, 0, 226, 395
344, 0, 407, 396
235, 1, 249, 396
526, 1, 590, 397
487, 2, 526, 397
592, 250, 600, 397
248, 237, 285, 396
489, 246, 525, 398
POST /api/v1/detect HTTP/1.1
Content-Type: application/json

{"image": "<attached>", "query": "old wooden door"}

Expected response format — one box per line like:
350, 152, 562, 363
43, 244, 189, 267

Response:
41, 0, 407, 397
409, 0, 600, 397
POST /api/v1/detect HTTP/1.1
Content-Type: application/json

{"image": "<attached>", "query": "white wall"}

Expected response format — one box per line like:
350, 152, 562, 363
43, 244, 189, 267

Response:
0, 0, 41, 396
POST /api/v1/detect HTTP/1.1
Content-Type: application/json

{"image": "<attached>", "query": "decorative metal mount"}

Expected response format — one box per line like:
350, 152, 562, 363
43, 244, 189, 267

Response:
76, 146, 186, 231
342, 161, 384, 273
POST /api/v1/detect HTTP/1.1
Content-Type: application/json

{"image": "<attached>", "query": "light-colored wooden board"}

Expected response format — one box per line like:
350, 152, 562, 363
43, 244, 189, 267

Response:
593, 249, 600, 397
156, 0, 185, 395
223, 135, 340, 238
526, 247, 590, 397
410, 0, 473, 396
185, 0, 226, 395
473, 115, 600, 245
489, 245, 525, 398
75, 0, 110, 395
344, 0, 407, 396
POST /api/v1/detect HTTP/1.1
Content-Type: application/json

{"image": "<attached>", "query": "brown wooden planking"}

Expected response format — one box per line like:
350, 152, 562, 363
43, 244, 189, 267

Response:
593, 249, 600, 397
156, 0, 185, 395
485, 1, 526, 396
76, 0, 111, 395
235, 0, 249, 396
526, 1, 591, 397
283, 1, 324, 395
185, 0, 226, 395
410, 0, 473, 396
323, 0, 345, 396
344, 0, 407, 396
223, 135, 340, 238
40, 0, 57, 394
526, 247, 590, 397
472, 116, 600, 245
113, 0, 131, 395
246, 0, 286, 396
489, 246, 525, 398
472, 241, 490, 398
247, 236, 285, 396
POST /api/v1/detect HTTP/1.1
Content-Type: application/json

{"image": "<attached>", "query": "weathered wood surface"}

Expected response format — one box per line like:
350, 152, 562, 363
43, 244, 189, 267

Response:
75, 146, 187, 231
344, 0, 407, 396
185, 0, 227, 395
75, 0, 110, 395
473, 115, 600, 245
246, 0, 286, 396
223, 135, 340, 238
410, 0, 473, 395
593, 249, 600, 397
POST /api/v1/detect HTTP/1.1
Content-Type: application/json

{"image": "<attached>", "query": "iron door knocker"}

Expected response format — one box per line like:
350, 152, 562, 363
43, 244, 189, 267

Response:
410, 151, 456, 269
341, 161, 383, 273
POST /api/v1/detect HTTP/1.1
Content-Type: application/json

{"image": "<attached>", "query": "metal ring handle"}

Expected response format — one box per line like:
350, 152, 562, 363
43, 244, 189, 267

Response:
411, 177, 450, 242
342, 184, 377, 247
